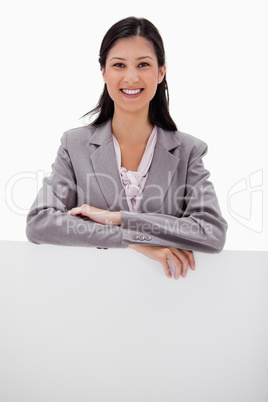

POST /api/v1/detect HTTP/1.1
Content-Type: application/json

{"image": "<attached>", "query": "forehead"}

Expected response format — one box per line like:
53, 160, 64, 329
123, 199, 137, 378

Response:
107, 36, 156, 60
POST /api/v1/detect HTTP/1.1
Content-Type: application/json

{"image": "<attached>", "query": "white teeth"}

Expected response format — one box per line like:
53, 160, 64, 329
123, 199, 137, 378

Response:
122, 89, 142, 94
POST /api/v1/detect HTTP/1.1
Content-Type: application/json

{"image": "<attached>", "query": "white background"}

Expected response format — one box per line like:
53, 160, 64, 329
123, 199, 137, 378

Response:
1, 0, 267, 250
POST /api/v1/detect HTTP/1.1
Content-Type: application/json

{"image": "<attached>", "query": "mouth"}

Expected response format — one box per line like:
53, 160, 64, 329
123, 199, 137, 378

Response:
120, 88, 144, 98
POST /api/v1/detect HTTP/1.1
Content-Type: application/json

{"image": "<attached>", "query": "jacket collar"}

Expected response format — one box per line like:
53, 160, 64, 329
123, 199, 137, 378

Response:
89, 120, 181, 150
156, 126, 181, 151
88, 120, 181, 212
142, 126, 181, 212
89, 120, 113, 146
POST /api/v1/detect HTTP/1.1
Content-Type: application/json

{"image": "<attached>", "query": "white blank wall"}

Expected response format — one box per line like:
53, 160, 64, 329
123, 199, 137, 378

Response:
1, 0, 267, 250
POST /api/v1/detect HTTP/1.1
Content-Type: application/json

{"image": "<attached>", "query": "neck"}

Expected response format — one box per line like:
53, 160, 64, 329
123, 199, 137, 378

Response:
111, 108, 153, 145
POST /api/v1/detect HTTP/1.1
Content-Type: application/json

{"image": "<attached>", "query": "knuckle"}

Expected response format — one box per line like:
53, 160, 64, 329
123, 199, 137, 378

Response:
180, 253, 188, 262
159, 248, 170, 260
182, 249, 192, 257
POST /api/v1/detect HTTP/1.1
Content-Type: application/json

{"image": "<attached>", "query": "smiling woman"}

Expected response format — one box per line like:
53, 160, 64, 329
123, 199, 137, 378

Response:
26, 16, 228, 280
102, 36, 166, 117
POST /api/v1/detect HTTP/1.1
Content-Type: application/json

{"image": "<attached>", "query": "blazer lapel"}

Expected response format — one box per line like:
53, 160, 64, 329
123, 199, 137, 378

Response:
88, 121, 180, 214
89, 121, 129, 211
141, 127, 181, 213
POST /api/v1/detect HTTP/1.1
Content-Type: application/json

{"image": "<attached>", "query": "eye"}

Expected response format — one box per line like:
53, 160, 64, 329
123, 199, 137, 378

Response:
138, 62, 150, 68
113, 63, 125, 68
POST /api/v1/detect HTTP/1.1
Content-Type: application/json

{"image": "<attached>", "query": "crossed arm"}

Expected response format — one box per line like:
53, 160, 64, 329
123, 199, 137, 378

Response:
26, 132, 227, 279
68, 204, 196, 280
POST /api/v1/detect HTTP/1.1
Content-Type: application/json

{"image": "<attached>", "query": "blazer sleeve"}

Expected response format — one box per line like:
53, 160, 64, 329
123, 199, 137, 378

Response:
26, 132, 127, 248
120, 141, 228, 253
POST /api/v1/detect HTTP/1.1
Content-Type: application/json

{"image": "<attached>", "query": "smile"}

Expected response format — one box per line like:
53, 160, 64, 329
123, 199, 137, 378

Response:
121, 89, 143, 95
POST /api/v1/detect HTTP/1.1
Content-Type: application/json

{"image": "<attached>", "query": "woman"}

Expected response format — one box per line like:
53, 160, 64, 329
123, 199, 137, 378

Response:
26, 17, 228, 279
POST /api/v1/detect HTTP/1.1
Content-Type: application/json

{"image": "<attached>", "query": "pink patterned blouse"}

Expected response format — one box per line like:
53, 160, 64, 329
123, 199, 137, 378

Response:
112, 126, 158, 212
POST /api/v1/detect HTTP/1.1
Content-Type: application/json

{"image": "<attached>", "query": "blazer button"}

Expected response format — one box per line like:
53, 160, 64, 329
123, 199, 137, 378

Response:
132, 235, 140, 241
145, 236, 152, 241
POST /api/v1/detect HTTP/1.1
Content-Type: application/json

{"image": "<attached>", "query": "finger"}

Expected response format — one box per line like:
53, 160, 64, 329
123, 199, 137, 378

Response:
173, 258, 182, 280
166, 253, 182, 280
67, 206, 83, 216
171, 249, 189, 278
181, 249, 196, 271
162, 259, 172, 279
180, 257, 188, 278
68, 205, 97, 218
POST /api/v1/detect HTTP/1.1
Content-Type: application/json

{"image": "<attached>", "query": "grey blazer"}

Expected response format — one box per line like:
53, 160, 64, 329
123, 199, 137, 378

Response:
26, 120, 228, 252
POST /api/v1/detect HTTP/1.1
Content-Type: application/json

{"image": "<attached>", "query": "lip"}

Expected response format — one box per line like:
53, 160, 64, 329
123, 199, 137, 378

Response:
120, 88, 144, 99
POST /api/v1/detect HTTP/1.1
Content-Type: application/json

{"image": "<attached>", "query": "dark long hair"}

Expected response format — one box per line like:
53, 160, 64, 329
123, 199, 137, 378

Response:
83, 17, 177, 131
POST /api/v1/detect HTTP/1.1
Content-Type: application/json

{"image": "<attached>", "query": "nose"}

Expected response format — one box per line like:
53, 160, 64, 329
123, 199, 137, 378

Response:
123, 67, 139, 85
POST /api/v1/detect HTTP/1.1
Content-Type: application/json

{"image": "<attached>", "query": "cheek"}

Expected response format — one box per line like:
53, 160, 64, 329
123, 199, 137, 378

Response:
104, 75, 119, 101
148, 70, 161, 86
147, 74, 161, 93
104, 72, 118, 90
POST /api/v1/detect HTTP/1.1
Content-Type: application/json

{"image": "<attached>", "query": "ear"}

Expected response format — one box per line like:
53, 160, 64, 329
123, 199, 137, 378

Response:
158, 65, 166, 84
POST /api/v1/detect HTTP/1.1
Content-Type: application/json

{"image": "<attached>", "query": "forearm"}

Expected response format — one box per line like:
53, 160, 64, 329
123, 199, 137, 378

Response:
121, 210, 228, 253
26, 208, 126, 248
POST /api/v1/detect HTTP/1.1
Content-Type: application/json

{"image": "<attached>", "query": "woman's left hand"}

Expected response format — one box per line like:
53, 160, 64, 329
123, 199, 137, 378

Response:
68, 204, 121, 226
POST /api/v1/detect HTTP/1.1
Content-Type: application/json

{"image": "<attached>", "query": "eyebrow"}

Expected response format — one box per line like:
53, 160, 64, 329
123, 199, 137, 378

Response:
109, 56, 153, 62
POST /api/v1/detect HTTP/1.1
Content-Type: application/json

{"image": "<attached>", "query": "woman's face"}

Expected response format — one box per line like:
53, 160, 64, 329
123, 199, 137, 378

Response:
102, 36, 166, 116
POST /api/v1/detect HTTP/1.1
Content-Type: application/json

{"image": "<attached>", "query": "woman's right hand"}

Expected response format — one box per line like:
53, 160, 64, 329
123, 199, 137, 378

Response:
128, 244, 195, 279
